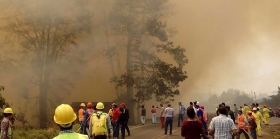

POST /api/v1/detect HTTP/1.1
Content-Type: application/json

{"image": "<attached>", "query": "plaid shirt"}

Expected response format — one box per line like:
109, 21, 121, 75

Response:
209, 114, 237, 139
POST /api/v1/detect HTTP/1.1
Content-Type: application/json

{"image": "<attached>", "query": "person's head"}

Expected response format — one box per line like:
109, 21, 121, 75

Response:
187, 107, 196, 119
253, 107, 257, 113
256, 103, 259, 106
120, 103, 126, 108
141, 105, 144, 108
54, 104, 76, 131
252, 103, 255, 106
190, 102, 193, 106
263, 105, 267, 108
152, 105, 154, 108
248, 111, 252, 116
167, 103, 171, 107
194, 101, 197, 105
240, 105, 243, 108
160, 104, 163, 107
80, 103, 85, 109
238, 109, 243, 115
96, 102, 104, 111
87, 102, 93, 108
113, 103, 118, 108
225, 106, 230, 111
218, 104, 224, 108
195, 104, 199, 108
178, 102, 181, 105
218, 106, 227, 115
244, 103, 247, 106
234, 104, 236, 106
112, 103, 116, 108
3, 108, 13, 119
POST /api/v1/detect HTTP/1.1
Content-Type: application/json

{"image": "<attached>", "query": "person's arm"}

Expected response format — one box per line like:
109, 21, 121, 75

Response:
106, 114, 113, 137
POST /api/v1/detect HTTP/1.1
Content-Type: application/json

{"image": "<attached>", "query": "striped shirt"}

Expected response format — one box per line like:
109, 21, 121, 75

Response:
164, 107, 174, 118
209, 114, 237, 139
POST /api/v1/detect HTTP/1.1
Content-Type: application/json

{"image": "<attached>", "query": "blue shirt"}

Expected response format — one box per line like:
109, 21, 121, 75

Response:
197, 108, 205, 123
179, 105, 185, 114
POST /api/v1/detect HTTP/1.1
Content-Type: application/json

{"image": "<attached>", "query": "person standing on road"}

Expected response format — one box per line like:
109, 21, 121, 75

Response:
252, 107, 264, 137
262, 105, 270, 125
237, 110, 249, 139
247, 111, 257, 139
178, 102, 185, 127
53, 104, 88, 139
140, 105, 146, 125
78, 103, 86, 134
226, 106, 235, 123
209, 106, 237, 139
112, 103, 121, 139
157, 104, 165, 129
151, 106, 157, 124
200, 106, 209, 139
164, 103, 174, 135
82, 102, 95, 135
181, 107, 206, 139
119, 102, 130, 138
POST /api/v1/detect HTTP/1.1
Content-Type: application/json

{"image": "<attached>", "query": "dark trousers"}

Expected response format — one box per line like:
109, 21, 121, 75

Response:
94, 135, 107, 139
250, 128, 257, 139
165, 117, 173, 134
82, 124, 89, 135
237, 129, 249, 139
120, 121, 130, 139
112, 121, 120, 138
178, 114, 184, 126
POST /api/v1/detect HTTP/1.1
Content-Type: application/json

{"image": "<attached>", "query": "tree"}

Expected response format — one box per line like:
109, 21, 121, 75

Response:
109, 0, 188, 123
1, 0, 92, 128
261, 87, 280, 108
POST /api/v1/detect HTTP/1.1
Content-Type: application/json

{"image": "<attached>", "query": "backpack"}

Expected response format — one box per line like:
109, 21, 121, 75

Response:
91, 113, 107, 136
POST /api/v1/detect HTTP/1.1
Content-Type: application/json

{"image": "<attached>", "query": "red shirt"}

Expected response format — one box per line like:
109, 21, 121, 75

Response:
112, 108, 121, 122
181, 120, 205, 139
151, 108, 156, 113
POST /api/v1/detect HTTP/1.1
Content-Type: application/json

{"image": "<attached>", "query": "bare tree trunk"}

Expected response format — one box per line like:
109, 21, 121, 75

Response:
116, 54, 124, 95
39, 82, 48, 128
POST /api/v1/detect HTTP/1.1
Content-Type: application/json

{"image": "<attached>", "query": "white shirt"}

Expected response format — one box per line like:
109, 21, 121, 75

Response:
164, 107, 174, 118
161, 107, 165, 117
193, 106, 197, 114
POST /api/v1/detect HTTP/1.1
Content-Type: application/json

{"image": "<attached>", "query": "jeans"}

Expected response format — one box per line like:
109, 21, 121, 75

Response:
94, 135, 107, 139
152, 113, 157, 123
112, 121, 120, 138
160, 117, 165, 128
237, 129, 249, 139
178, 114, 184, 126
250, 128, 257, 139
140, 116, 146, 125
120, 121, 130, 139
165, 117, 173, 134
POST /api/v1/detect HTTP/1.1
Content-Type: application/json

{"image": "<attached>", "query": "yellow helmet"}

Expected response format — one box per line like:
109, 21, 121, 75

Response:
54, 104, 76, 125
3, 108, 13, 114
96, 102, 104, 110
80, 103, 85, 107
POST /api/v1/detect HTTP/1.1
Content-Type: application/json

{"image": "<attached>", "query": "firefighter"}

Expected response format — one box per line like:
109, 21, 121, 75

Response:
1, 108, 14, 139
252, 107, 264, 137
262, 105, 270, 125
78, 103, 86, 134
81, 102, 95, 135
53, 104, 88, 139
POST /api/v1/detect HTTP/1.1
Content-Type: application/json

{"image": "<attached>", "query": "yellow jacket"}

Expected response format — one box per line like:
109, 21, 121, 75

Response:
243, 106, 250, 116
252, 111, 263, 122
108, 108, 113, 117
262, 108, 270, 117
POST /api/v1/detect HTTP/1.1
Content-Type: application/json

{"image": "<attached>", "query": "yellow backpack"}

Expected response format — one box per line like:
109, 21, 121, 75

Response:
91, 113, 107, 136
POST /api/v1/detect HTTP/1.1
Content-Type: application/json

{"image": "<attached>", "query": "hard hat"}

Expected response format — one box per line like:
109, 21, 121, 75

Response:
80, 103, 85, 107
3, 108, 13, 114
247, 111, 252, 114
87, 102, 93, 108
196, 102, 199, 105
54, 104, 76, 125
253, 107, 257, 111
120, 103, 126, 107
96, 102, 104, 110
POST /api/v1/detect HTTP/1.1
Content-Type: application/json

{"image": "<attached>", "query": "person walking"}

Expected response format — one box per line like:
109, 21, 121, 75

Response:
140, 105, 146, 125
53, 104, 88, 139
1, 108, 14, 139
178, 102, 185, 127
78, 103, 86, 134
164, 103, 174, 135
151, 106, 157, 124
119, 103, 130, 139
247, 111, 257, 139
252, 107, 264, 137
89, 102, 113, 139
181, 107, 206, 139
157, 104, 165, 129
111, 103, 121, 139
262, 105, 270, 125
226, 106, 235, 123
209, 106, 237, 139
243, 104, 250, 117
237, 110, 249, 139
234, 104, 238, 120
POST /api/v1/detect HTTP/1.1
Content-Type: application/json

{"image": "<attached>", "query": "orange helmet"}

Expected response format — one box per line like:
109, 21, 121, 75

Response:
87, 102, 93, 108
247, 111, 252, 114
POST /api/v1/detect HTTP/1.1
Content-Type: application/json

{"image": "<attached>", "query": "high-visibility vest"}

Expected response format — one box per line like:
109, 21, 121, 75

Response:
87, 109, 95, 125
78, 108, 85, 122
53, 132, 88, 139
238, 115, 249, 129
